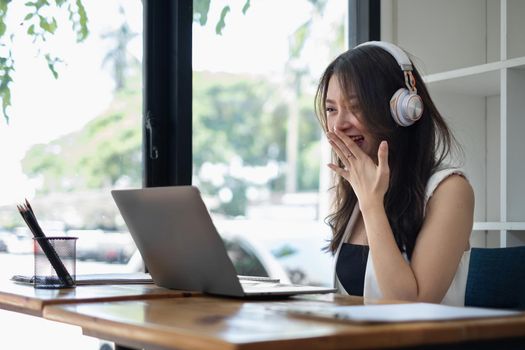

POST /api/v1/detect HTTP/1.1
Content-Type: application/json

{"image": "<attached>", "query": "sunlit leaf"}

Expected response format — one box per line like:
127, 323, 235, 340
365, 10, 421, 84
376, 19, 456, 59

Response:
193, 0, 210, 26
48, 64, 58, 78
2, 73, 13, 85
45, 54, 59, 78
215, 5, 230, 35
242, 0, 250, 15
1, 85, 11, 124
39, 15, 57, 33
75, 0, 89, 42
39, 15, 49, 32
194, 1, 250, 36
49, 16, 57, 32
24, 12, 34, 21
0, 1, 10, 13
0, 20, 5, 37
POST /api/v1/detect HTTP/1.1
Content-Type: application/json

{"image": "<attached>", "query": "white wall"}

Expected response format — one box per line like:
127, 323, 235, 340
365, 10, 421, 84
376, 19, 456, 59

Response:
381, 0, 498, 74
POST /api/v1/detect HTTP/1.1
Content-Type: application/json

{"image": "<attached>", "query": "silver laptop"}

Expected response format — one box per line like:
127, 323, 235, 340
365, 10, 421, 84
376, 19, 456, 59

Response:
111, 186, 335, 297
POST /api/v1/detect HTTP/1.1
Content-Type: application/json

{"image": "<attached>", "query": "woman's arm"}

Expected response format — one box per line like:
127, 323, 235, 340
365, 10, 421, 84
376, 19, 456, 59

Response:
363, 174, 474, 302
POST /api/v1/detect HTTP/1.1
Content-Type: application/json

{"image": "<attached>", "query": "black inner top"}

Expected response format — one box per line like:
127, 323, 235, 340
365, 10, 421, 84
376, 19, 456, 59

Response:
336, 243, 370, 296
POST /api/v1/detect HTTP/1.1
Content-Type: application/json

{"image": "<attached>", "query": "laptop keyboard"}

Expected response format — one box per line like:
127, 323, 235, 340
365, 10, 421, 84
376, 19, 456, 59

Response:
237, 275, 280, 283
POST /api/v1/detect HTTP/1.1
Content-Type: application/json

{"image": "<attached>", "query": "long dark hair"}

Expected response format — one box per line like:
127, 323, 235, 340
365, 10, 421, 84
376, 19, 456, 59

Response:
315, 44, 461, 259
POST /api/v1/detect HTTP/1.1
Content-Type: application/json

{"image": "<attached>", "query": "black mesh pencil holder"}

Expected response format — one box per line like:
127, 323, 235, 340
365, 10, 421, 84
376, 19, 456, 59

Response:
33, 236, 77, 289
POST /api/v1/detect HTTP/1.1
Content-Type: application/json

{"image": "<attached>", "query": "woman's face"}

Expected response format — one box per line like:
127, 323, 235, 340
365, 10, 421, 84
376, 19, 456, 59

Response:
325, 74, 377, 158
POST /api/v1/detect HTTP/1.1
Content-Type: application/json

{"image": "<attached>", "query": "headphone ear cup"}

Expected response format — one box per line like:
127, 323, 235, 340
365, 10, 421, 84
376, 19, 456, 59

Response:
390, 88, 424, 127
390, 88, 409, 126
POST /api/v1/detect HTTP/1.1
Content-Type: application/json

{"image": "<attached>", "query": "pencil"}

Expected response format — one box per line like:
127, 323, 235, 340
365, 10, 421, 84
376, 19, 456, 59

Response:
17, 201, 74, 287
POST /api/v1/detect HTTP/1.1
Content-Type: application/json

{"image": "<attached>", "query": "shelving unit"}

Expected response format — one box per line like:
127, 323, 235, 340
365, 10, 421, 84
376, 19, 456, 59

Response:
381, 0, 525, 248
423, 56, 525, 96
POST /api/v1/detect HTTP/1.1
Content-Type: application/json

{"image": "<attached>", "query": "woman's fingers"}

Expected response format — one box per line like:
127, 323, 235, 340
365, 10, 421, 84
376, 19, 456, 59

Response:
327, 163, 349, 179
378, 140, 389, 173
332, 129, 365, 160
327, 137, 353, 169
327, 132, 350, 158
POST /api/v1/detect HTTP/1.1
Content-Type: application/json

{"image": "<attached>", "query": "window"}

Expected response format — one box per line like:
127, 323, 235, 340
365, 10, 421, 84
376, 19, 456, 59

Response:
192, 0, 349, 286
0, 0, 143, 281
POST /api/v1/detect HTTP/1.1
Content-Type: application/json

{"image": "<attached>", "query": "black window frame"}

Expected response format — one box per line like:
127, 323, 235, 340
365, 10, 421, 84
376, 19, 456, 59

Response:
143, 0, 192, 187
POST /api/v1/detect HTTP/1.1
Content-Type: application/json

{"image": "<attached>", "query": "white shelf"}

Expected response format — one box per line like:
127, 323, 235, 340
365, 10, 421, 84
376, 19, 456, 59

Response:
384, 0, 525, 248
473, 222, 525, 231
423, 56, 525, 96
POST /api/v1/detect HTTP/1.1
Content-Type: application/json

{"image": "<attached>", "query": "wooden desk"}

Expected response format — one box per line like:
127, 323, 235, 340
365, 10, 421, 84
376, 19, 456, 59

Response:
0, 280, 195, 316
44, 294, 525, 350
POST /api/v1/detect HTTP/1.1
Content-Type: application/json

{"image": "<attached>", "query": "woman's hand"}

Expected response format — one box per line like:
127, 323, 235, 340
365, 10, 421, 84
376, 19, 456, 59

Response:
326, 130, 390, 211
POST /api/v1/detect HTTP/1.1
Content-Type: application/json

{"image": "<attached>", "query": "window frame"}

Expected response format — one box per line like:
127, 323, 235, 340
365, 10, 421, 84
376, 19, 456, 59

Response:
143, 0, 193, 187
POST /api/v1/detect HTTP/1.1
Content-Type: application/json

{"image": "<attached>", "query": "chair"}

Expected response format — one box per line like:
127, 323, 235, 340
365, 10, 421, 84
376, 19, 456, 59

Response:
465, 247, 525, 310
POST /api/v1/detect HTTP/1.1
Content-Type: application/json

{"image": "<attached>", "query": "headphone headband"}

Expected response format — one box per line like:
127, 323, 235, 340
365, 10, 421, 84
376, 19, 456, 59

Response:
356, 41, 413, 71
354, 41, 424, 127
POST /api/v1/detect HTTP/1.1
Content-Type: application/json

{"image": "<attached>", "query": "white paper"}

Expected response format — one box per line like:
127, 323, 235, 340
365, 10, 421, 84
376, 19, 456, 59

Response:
11, 272, 153, 285
268, 303, 522, 323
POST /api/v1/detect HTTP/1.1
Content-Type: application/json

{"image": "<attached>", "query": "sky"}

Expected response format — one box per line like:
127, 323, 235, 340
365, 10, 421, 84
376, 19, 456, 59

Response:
0, 0, 345, 205
192, 0, 311, 74
0, 0, 142, 204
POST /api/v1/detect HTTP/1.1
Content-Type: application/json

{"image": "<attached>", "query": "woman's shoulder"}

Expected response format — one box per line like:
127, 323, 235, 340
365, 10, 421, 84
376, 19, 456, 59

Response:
428, 171, 474, 212
430, 166, 468, 183
424, 167, 474, 216
425, 167, 469, 201
434, 173, 473, 198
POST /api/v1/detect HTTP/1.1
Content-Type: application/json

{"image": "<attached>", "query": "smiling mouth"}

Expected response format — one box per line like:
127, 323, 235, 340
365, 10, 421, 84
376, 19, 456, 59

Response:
349, 135, 364, 146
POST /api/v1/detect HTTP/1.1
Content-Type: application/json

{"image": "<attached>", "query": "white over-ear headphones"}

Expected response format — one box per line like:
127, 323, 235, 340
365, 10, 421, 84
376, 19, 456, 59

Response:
356, 41, 424, 127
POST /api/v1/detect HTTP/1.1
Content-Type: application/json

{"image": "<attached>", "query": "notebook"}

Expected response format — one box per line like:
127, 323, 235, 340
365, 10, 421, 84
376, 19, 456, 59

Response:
111, 186, 335, 297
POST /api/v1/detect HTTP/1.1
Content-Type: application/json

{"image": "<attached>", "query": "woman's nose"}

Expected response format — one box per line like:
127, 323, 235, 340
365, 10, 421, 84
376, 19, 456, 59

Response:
334, 112, 352, 131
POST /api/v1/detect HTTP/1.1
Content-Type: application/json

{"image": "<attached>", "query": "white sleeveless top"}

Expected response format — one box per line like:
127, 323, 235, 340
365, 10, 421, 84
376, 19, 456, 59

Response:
333, 168, 471, 306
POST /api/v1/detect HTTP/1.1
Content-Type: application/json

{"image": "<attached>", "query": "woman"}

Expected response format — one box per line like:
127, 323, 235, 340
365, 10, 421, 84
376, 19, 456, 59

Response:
315, 41, 474, 305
